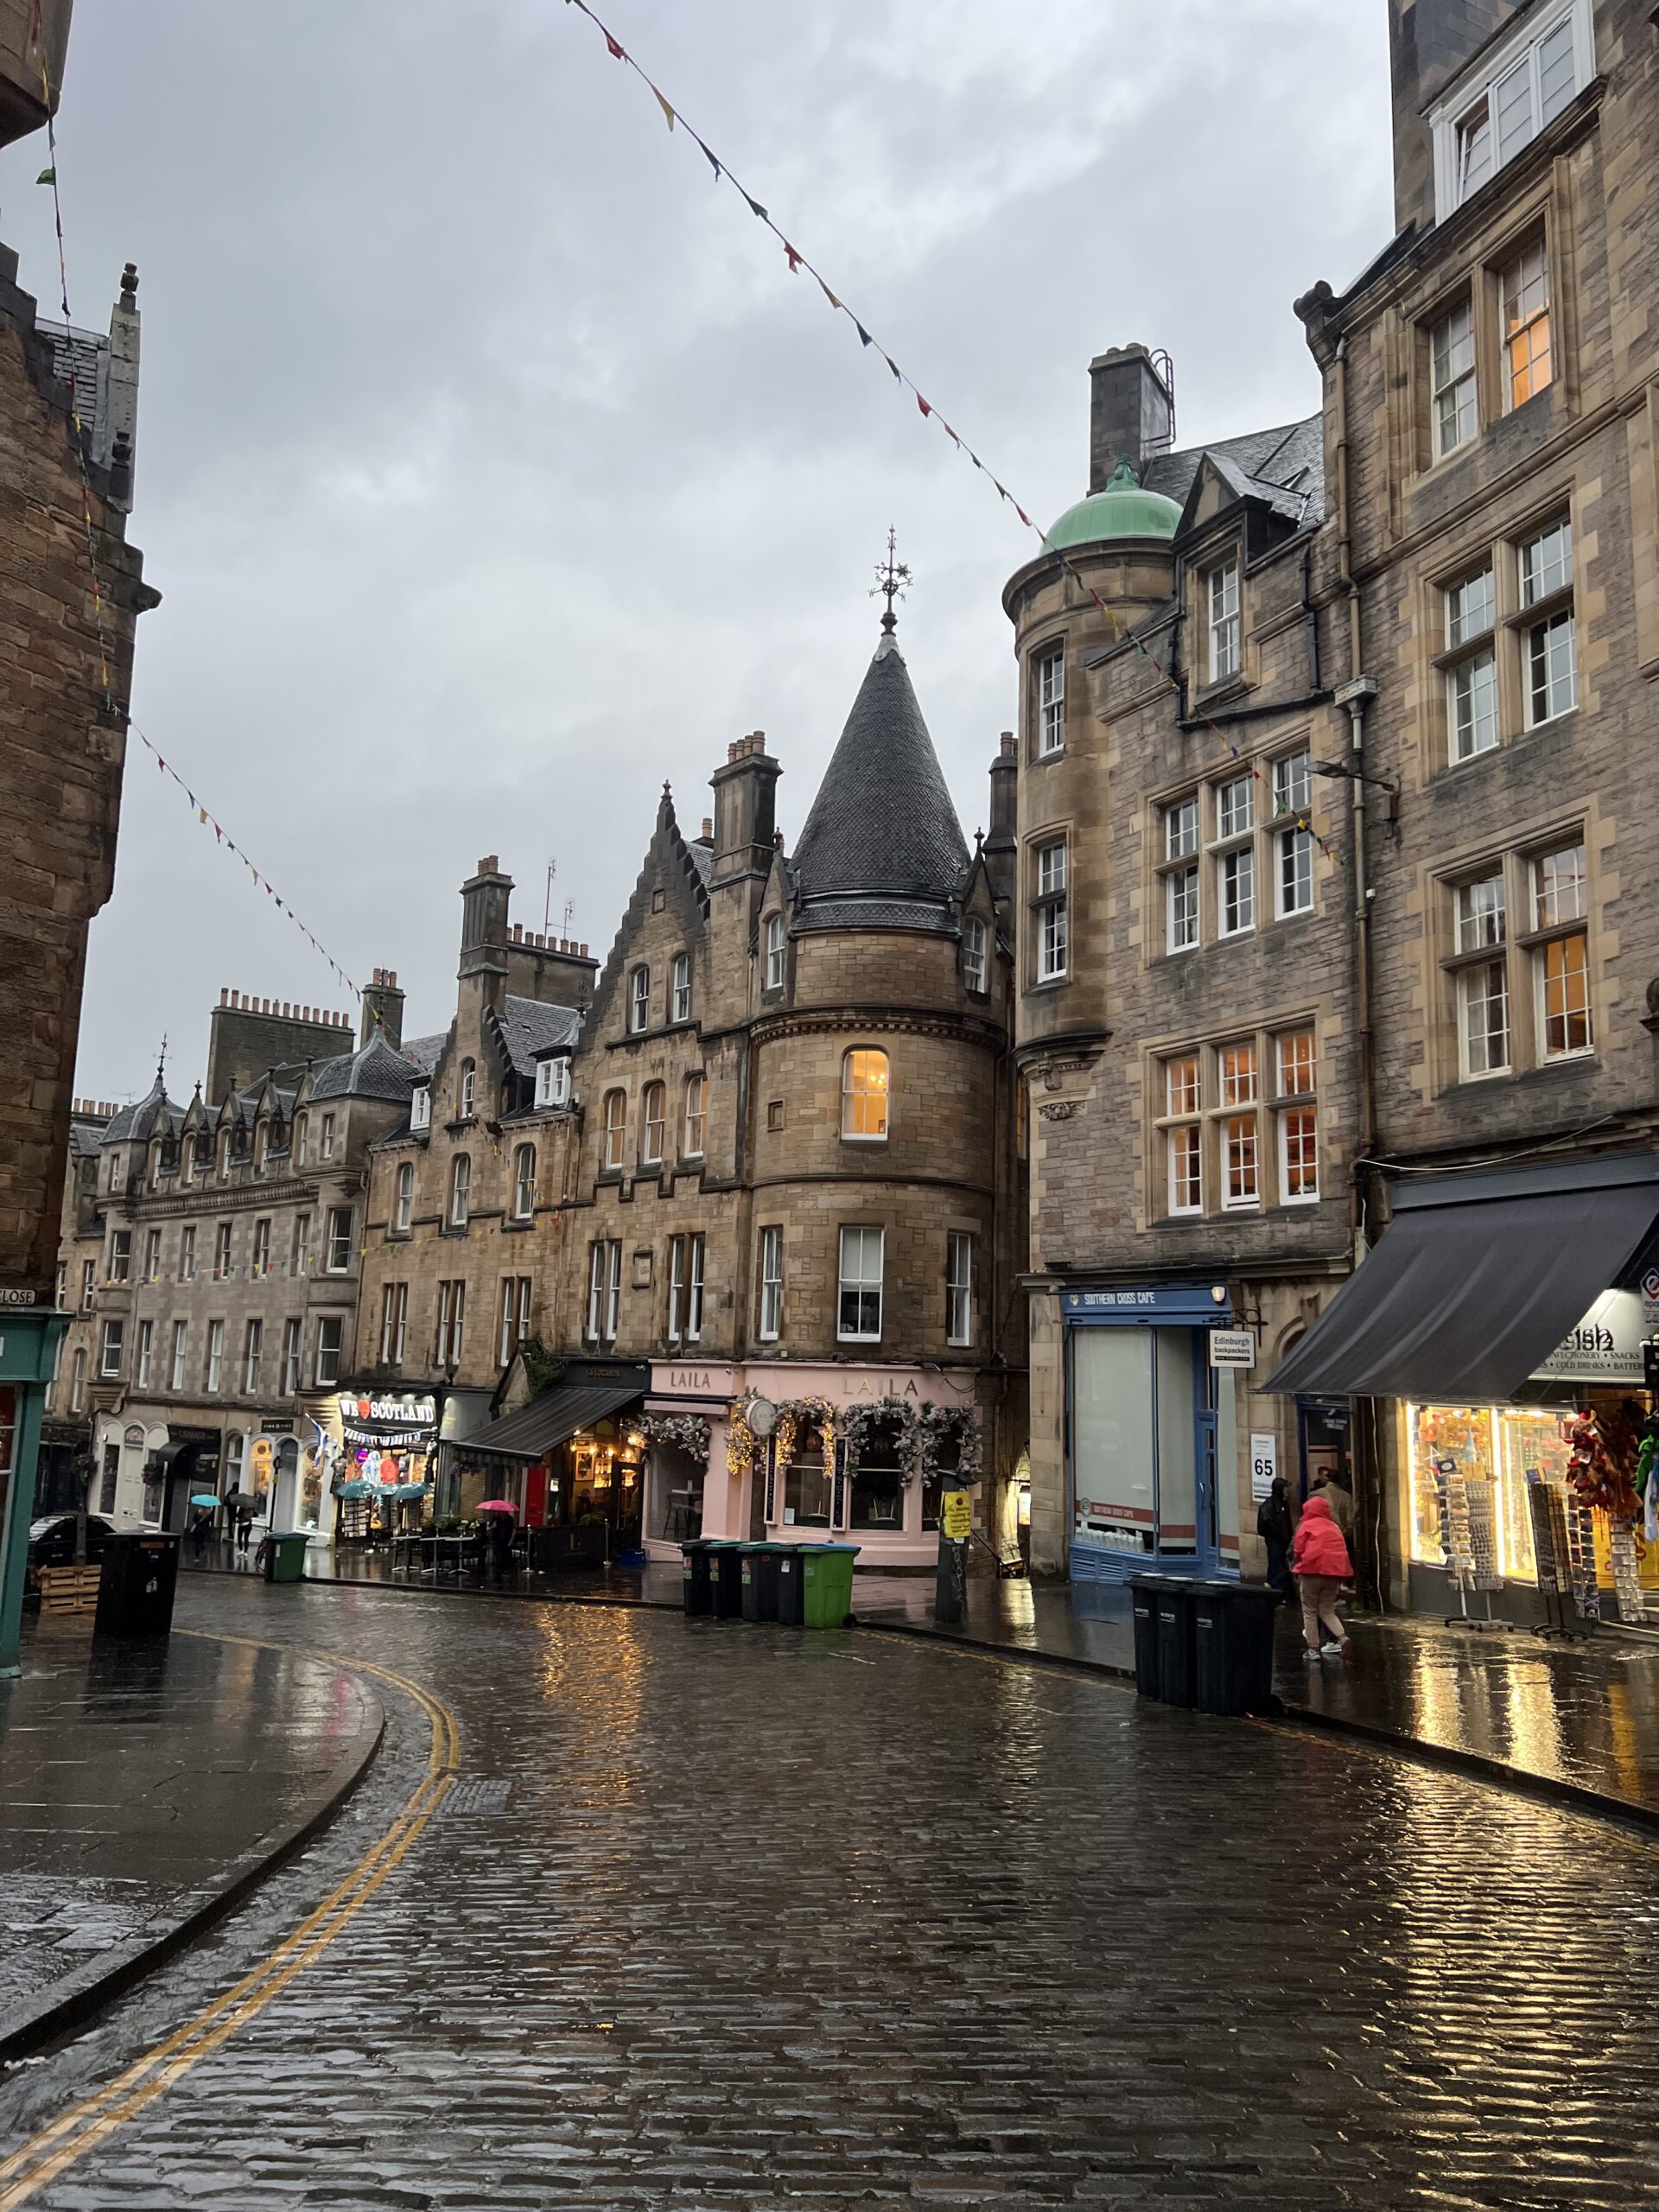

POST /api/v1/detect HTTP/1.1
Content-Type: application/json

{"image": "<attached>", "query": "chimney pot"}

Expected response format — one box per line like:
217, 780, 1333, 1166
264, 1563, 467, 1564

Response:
480, 855, 499, 874
700, 817, 713, 840
387, 970, 397, 986
219, 988, 228, 1006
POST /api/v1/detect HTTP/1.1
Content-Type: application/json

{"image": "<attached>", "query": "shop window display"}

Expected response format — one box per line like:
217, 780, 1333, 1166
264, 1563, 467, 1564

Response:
849, 1419, 906, 1531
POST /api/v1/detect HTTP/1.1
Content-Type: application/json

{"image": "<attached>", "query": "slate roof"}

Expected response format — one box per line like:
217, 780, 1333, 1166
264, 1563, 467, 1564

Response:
1144, 412, 1325, 530
104, 1078, 175, 1144
403, 1033, 446, 1077
686, 842, 714, 891
493, 996, 582, 1078
308, 1030, 427, 1104
790, 631, 969, 936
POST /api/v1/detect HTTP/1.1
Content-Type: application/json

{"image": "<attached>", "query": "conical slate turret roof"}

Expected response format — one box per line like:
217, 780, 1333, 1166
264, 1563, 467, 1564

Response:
791, 629, 969, 935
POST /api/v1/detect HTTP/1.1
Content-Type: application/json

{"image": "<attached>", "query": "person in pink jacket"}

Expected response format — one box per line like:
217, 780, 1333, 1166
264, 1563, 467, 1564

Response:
1291, 1492, 1353, 1660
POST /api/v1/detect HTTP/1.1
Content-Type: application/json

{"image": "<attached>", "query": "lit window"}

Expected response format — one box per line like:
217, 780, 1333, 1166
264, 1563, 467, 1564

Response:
393, 1161, 414, 1233
448, 1154, 471, 1228
1501, 240, 1553, 411
962, 916, 988, 995
1276, 1030, 1316, 1098
1036, 646, 1065, 756
838, 1226, 885, 1342
1206, 560, 1240, 683
765, 914, 786, 992
1431, 298, 1478, 456
1532, 842, 1592, 1060
842, 1049, 890, 1141
671, 953, 691, 1025
512, 1142, 537, 1218
1034, 840, 1068, 981
1275, 1032, 1319, 1205
946, 1231, 974, 1348
758, 1225, 784, 1342
683, 1073, 707, 1159
630, 967, 650, 1034
642, 1084, 666, 1166
603, 1090, 627, 1172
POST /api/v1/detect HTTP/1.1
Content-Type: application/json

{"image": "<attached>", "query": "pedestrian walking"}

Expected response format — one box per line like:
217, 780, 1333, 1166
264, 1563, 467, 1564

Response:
1255, 1476, 1294, 1600
1291, 1492, 1352, 1661
488, 1510, 517, 1583
1310, 1469, 1356, 1541
188, 1508, 213, 1563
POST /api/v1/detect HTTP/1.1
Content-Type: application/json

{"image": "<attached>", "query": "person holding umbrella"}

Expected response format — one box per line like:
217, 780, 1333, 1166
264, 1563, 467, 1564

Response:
477, 1500, 517, 1583
223, 1487, 257, 1559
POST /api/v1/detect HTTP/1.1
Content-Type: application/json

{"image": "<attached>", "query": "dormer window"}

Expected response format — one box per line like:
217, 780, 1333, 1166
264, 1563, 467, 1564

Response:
295, 1115, 308, 1166
629, 967, 650, 1034
1205, 559, 1240, 684
764, 915, 786, 993
410, 1084, 431, 1133
962, 917, 988, 995
1433, 3, 1590, 218
458, 1063, 475, 1121
534, 1058, 569, 1109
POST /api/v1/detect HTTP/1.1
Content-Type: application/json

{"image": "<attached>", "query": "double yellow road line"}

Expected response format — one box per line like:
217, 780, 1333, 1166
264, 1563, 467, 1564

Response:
0, 1637, 460, 2211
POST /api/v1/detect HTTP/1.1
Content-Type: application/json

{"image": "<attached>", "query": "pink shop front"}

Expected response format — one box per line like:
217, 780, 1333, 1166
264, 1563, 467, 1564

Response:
639, 1360, 982, 1570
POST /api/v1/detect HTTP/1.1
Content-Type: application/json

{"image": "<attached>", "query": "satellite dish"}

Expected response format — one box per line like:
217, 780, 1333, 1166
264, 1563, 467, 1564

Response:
747, 1396, 777, 1439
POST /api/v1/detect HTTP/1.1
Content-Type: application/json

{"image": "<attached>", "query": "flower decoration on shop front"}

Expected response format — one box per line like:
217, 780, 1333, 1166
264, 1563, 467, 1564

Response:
773, 1397, 838, 1478
641, 1413, 712, 1465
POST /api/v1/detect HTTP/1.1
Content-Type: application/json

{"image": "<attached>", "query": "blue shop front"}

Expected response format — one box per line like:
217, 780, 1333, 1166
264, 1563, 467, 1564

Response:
1064, 1283, 1242, 1584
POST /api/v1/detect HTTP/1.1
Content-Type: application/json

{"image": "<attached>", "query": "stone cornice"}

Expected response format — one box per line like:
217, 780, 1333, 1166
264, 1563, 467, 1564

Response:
750, 1006, 1006, 1052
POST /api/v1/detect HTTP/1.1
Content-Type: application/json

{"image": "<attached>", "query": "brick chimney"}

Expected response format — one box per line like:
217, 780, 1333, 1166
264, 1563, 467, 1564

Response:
359, 967, 405, 1050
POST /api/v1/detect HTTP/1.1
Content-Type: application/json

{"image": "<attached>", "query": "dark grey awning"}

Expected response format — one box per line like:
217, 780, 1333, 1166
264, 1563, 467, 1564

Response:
454, 1382, 643, 1464
1266, 1153, 1659, 1402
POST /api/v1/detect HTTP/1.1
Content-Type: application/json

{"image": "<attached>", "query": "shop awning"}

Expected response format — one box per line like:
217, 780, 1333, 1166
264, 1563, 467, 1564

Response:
1266, 1154, 1659, 1402
454, 1381, 644, 1465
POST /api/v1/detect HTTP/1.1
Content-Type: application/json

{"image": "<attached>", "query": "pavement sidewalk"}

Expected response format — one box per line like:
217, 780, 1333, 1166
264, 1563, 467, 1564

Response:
198, 1543, 1659, 1828
0, 1608, 384, 2060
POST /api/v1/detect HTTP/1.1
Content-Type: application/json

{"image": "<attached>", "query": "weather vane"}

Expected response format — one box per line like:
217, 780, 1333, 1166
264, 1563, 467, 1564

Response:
871, 526, 912, 633
155, 1033, 168, 1090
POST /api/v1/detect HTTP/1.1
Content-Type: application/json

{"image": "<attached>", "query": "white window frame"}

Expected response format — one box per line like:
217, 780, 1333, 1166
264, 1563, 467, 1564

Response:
393, 1161, 414, 1234
1034, 839, 1068, 982
280, 1318, 302, 1396
1205, 559, 1240, 683
962, 917, 988, 995
168, 1319, 188, 1393
758, 1224, 784, 1342
289, 1215, 308, 1277
213, 1222, 232, 1281
448, 1154, 471, 1229
604, 1241, 620, 1342
320, 1112, 336, 1160
587, 1242, 606, 1342
671, 952, 691, 1025
534, 1057, 570, 1109
109, 1229, 130, 1284
1160, 1051, 1203, 1217
243, 1319, 263, 1394
641, 1086, 665, 1167
80, 1258, 95, 1311
1036, 645, 1065, 757
1430, 296, 1478, 458
683, 1073, 707, 1160
70, 1346, 87, 1413
512, 1142, 537, 1219
841, 1049, 890, 1142
629, 966, 650, 1035
135, 1318, 153, 1391
946, 1230, 974, 1348
765, 913, 786, 992
326, 1206, 353, 1274
206, 1318, 224, 1394
457, 1065, 475, 1122
603, 1090, 627, 1172
410, 1085, 431, 1134
1458, 957, 1512, 1078
251, 1217, 271, 1279
1217, 845, 1254, 939
1431, 3, 1592, 218
685, 1233, 704, 1344
1500, 237, 1554, 415
143, 1227, 162, 1283
837, 1225, 885, 1344
314, 1317, 342, 1388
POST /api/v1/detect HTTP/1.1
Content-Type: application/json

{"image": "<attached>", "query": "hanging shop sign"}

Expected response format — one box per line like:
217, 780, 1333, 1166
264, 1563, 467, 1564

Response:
1533, 1291, 1645, 1385
1209, 1329, 1258, 1370
339, 1389, 439, 1447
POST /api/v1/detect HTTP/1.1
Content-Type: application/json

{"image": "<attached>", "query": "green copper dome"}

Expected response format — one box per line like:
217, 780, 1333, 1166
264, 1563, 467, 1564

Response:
1044, 460, 1181, 551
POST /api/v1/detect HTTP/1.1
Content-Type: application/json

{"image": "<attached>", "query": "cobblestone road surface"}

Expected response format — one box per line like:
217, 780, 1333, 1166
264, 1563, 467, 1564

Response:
3, 1577, 1658, 2209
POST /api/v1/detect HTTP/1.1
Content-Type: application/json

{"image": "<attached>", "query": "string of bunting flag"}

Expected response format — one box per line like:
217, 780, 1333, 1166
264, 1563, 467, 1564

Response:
29, 10, 362, 1001
560, 0, 1338, 868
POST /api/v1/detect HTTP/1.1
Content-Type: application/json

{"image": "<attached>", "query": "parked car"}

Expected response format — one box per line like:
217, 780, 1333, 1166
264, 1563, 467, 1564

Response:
25, 1512, 117, 1597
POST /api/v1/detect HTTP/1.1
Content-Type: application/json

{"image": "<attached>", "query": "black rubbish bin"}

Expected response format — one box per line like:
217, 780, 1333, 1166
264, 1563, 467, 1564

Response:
1154, 1579, 1199, 1708
706, 1541, 744, 1620
680, 1538, 714, 1617
1192, 1580, 1281, 1716
1128, 1573, 1167, 1700
94, 1530, 181, 1639
739, 1542, 779, 1624
772, 1543, 804, 1625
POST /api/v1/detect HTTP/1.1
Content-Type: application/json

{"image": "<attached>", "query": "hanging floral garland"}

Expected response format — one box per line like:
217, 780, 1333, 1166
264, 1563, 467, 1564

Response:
837, 1395, 924, 1478
774, 1396, 838, 1478
641, 1413, 711, 1465
918, 1402, 983, 1484
726, 1402, 756, 1480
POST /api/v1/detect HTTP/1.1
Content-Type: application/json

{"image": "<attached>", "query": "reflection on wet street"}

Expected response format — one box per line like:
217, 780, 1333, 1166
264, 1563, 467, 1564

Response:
2, 1576, 1657, 2209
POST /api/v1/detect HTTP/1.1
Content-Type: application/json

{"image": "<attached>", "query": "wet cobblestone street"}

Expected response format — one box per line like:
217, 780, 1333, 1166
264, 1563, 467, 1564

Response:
4, 1576, 1659, 2209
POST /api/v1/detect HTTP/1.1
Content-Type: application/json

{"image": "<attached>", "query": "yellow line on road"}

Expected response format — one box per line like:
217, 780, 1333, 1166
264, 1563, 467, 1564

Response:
0, 1633, 460, 2210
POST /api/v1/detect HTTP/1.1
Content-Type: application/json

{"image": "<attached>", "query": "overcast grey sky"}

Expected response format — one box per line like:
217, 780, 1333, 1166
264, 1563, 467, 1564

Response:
5, 1, 1394, 1100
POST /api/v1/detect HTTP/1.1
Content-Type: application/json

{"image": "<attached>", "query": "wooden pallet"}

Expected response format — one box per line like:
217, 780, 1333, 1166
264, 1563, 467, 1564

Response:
37, 1564, 102, 1616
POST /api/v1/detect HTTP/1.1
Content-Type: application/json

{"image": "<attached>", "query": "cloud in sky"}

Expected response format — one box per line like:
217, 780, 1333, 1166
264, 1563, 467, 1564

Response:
2, 0, 1393, 1097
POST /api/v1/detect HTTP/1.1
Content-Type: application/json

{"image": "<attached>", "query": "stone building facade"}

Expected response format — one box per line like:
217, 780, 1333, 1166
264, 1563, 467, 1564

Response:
1273, 0, 1659, 1622
50, 988, 429, 1537
359, 616, 1026, 1567
1004, 352, 1361, 1582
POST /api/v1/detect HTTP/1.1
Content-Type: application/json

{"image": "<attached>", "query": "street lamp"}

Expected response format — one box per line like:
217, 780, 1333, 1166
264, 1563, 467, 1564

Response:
1309, 757, 1399, 825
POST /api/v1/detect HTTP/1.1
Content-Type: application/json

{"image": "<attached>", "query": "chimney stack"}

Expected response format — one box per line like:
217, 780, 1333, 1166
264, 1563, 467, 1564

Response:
359, 966, 405, 1050
984, 732, 1018, 907
1088, 344, 1173, 493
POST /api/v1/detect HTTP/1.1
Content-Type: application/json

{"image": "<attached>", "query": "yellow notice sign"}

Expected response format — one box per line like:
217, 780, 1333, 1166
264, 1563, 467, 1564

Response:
940, 1490, 973, 1541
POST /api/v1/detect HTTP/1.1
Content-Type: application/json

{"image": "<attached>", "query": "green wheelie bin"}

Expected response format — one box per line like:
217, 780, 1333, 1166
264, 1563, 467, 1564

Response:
800, 1541, 860, 1628
264, 1530, 311, 1585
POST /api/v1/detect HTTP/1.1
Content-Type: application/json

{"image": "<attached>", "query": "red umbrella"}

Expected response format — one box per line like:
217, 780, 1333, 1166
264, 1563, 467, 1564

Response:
476, 1500, 517, 1513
